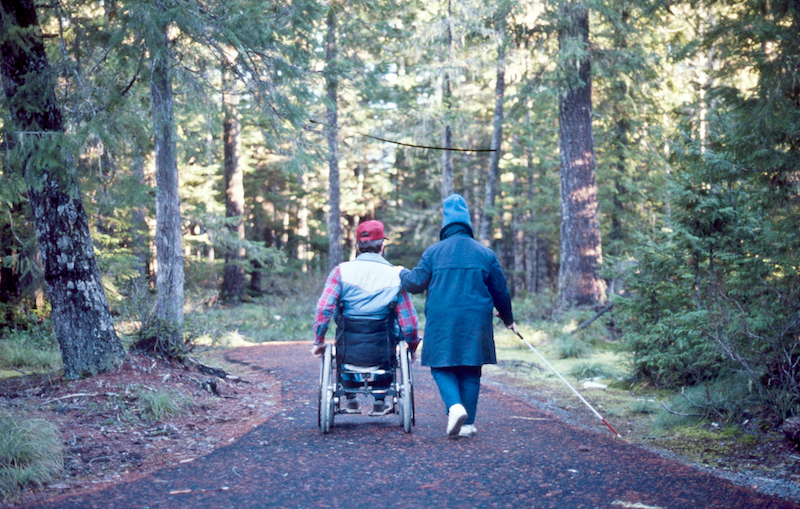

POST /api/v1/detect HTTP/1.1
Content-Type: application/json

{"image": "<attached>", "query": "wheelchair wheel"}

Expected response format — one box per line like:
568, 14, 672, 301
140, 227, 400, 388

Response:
398, 341, 414, 433
318, 344, 335, 433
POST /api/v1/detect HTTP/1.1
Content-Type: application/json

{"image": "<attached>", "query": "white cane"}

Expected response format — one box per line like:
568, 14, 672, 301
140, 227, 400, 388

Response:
513, 330, 620, 437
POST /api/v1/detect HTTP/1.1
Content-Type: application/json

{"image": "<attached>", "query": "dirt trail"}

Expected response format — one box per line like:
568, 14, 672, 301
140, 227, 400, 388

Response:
21, 342, 800, 509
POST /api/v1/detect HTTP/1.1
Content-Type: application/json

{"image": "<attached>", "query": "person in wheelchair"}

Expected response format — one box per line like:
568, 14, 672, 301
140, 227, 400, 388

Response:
312, 220, 419, 416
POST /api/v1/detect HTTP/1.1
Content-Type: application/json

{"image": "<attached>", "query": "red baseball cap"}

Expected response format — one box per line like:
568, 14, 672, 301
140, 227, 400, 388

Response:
356, 220, 386, 242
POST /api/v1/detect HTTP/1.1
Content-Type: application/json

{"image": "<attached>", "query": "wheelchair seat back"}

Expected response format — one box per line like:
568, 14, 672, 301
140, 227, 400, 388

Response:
335, 302, 397, 367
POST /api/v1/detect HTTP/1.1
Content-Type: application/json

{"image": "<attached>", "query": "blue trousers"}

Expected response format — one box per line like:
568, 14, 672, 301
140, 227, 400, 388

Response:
430, 366, 482, 425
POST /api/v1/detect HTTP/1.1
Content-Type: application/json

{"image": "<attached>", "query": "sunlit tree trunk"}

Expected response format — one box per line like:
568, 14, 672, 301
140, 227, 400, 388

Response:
556, 1, 606, 309
0, 0, 124, 378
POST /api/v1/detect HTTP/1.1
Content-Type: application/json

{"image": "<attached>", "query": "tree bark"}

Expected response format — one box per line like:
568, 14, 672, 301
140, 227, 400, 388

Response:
557, 1, 606, 309
512, 195, 525, 296
0, 0, 124, 378
297, 173, 309, 271
221, 74, 246, 302
609, 2, 630, 257
440, 0, 454, 200
348, 165, 365, 261
479, 41, 506, 245
129, 147, 150, 278
148, 13, 185, 353
326, 6, 343, 271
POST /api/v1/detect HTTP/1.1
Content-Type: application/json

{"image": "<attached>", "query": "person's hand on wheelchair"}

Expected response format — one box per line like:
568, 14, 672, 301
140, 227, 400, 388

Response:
311, 342, 326, 357
409, 334, 421, 363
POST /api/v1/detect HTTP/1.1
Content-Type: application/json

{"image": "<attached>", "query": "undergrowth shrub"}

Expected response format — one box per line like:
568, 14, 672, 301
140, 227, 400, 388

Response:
629, 398, 659, 415
567, 362, 620, 380
552, 336, 593, 359
0, 327, 60, 370
619, 187, 800, 424
0, 412, 63, 498
137, 389, 191, 421
511, 289, 557, 322
188, 272, 321, 344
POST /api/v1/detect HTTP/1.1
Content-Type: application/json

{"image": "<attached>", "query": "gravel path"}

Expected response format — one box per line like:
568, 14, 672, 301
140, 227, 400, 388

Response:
22, 342, 800, 509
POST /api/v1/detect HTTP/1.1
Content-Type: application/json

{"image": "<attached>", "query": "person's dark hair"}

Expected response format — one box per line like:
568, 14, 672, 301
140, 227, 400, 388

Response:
357, 239, 384, 253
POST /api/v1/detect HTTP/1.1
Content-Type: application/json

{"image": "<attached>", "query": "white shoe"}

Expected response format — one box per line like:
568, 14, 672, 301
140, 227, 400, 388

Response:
446, 404, 468, 438
458, 424, 477, 437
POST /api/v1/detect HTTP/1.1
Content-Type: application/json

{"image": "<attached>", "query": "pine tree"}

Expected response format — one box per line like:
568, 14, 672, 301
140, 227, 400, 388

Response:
325, 4, 343, 270
556, 0, 606, 309
144, 1, 185, 355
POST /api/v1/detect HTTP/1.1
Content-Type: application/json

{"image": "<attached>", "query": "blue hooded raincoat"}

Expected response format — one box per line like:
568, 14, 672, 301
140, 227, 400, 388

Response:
400, 194, 514, 368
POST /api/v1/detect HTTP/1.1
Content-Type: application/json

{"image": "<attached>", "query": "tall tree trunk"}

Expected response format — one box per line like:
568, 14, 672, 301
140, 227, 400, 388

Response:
512, 183, 525, 296
130, 148, 150, 278
523, 171, 539, 294
326, 6, 343, 271
148, 12, 185, 354
556, 1, 606, 309
479, 38, 506, 245
0, 0, 124, 378
349, 165, 365, 261
609, 1, 629, 257
440, 0, 454, 199
297, 174, 309, 272
221, 74, 246, 302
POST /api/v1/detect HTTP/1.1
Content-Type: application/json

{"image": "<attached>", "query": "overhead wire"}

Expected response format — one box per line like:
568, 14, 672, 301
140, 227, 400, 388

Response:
307, 119, 496, 153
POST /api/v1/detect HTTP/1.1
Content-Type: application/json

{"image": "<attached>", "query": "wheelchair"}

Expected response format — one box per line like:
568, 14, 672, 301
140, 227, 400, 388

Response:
317, 307, 415, 434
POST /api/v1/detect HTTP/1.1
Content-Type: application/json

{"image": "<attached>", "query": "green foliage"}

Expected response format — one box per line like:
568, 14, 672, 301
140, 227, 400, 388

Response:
0, 323, 60, 370
652, 376, 772, 430
615, 0, 800, 425
566, 361, 620, 380
629, 398, 659, 415
0, 339, 60, 370
511, 289, 558, 323
187, 272, 320, 344
113, 276, 156, 343
0, 412, 63, 498
552, 336, 594, 359
133, 317, 187, 359
123, 275, 188, 357
137, 389, 190, 421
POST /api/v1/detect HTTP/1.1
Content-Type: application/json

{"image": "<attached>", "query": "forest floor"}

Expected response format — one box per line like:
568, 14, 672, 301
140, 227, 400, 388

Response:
490, 358, 800, 503
4, 344, 800, 507
2, 348, 282, 507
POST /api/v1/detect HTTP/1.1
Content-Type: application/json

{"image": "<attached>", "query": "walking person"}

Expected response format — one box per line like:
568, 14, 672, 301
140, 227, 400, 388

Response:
399, 194, 517, 437
312, 220, 420, 416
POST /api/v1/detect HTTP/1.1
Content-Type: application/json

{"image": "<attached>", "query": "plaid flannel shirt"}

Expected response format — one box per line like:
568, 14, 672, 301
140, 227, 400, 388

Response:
313, 266, 419, 351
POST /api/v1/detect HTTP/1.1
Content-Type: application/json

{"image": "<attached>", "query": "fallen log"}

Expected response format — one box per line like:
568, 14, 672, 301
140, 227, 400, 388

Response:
182, 356, 245, 383
571, 303, 615, 335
